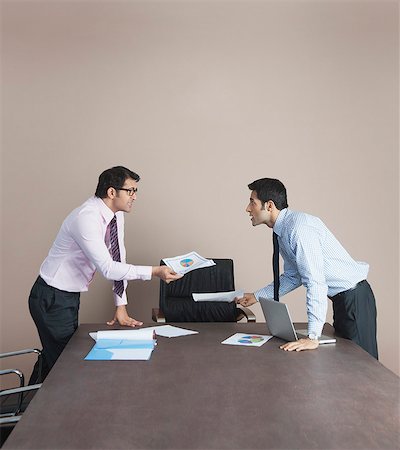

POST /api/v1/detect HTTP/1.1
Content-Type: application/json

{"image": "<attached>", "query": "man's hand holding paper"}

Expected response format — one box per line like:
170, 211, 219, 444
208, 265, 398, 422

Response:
235, 292, 257, 307
152, 265, 183, 283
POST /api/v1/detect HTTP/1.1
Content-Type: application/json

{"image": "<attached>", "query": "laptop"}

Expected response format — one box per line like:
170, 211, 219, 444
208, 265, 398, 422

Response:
259, 297, 336, 344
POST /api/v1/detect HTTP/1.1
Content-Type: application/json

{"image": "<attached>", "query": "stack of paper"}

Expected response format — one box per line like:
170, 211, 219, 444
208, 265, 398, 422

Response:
89, 325, 198, 341
162, 251, 215, 275
85, 329, 155, 361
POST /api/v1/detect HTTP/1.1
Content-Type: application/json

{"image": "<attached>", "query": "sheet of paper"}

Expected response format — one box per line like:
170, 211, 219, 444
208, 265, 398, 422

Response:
192, 290, 244, 302
150, 325, 198, 338
162, 251, 215, 275
221, 333, 273, 347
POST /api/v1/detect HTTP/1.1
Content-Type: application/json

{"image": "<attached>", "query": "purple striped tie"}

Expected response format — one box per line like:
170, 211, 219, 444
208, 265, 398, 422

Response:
109, 215, 124, 298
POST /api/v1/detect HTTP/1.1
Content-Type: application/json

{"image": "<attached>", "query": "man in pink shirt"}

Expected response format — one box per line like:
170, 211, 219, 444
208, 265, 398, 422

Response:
29, 166, 181, 383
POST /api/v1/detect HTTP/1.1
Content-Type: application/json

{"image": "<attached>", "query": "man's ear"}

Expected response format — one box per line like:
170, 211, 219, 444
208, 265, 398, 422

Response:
107, 186, 116, 199
266, 200, 275, 211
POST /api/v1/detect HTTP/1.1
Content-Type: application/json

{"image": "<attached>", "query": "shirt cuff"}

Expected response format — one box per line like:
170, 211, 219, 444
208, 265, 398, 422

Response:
307, 323, 324, 338
112, 267, 152, 306
114, 290, 128, 307
134, 265, 152, 280
254, 286, 274, 301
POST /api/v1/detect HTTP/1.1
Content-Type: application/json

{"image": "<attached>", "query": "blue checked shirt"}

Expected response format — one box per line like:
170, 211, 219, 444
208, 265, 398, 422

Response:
255, 208, 369, 337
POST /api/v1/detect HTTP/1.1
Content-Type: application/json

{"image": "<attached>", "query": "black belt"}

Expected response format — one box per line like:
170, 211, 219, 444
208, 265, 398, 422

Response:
329, 280, 366, 301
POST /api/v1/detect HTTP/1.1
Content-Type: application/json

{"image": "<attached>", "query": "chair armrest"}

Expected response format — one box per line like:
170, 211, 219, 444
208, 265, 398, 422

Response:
152, 308, 166, 323
0, 349, 41, 359
237, 306, 256, 322
0, 369, 23, 378
0, 384, 42, 398
0, 384, 42, 417
0, 416, 21, 425
1, 349, 43, 386
0, 369, 24, 390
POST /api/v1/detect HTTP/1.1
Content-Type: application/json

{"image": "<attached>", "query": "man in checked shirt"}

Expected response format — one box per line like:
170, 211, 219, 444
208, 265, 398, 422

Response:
237, 178, 378, 359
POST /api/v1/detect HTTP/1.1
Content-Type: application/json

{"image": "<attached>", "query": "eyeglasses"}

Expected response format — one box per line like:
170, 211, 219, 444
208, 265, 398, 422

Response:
116, 187, 138, 196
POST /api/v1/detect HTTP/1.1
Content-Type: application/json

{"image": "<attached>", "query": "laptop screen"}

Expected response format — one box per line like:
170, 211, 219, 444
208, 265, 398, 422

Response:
259, 298, 298, 341
259, 297, 336, 344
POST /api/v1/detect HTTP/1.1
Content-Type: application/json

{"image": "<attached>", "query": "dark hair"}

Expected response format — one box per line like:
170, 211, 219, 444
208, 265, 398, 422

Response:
248, 178, 288, 210
95, 166, 140, 198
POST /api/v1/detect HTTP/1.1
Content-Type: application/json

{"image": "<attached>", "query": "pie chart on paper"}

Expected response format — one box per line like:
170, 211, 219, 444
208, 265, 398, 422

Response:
180, 258, 194, 268
238, 336, 264, 344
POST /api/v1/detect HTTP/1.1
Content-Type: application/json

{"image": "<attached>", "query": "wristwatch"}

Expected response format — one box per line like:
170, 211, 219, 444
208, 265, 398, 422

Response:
308, 333, 319, 341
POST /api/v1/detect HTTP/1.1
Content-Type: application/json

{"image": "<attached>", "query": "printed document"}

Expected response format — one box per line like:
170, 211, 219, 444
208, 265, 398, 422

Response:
221, 333, 273, 347
162, 251, 215, 275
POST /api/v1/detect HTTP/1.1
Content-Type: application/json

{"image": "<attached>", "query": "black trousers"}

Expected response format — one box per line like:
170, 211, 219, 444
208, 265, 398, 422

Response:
28, 276, 80, 384
330, 280, 378, 359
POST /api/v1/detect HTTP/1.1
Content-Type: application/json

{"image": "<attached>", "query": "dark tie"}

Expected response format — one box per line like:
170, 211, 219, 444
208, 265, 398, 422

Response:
109, 216, 124, 298
273, 232, 280, 302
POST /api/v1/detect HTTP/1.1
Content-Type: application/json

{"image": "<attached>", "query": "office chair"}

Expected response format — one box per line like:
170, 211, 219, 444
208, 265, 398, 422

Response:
152, 258, 256, 323
0, 349, 42, 447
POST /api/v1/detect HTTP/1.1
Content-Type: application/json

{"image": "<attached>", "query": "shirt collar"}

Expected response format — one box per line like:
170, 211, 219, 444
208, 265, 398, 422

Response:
273, 208, 288, 237
93, 196, 115, 225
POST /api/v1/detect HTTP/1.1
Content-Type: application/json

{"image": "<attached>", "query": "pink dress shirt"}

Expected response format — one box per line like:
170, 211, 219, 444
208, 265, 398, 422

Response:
40, 196, 152, 306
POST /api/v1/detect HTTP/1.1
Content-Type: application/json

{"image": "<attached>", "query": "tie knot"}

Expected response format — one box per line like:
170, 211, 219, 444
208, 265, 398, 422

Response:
110, 215, 117, 228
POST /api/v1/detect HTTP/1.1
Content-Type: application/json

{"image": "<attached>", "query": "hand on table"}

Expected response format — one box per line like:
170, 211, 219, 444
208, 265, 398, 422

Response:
280, 338, 319, 352
107, 305, 143, 327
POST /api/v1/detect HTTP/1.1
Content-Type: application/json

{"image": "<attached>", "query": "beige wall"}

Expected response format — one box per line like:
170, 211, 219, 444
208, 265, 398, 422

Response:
1, 0, 399, 379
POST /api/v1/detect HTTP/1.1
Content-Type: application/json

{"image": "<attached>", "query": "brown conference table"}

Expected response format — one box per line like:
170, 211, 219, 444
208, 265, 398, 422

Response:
4, 322, 400, 449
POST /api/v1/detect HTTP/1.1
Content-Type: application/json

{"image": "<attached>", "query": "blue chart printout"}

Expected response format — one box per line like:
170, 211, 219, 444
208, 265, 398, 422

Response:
85, 329, 155, 361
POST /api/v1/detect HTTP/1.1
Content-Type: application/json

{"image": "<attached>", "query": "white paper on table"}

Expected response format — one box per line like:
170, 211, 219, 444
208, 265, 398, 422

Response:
221, 333, 273, 347
89, 326, 198, 341
192, 290, 244, 303
150, 325, 198, 338
98, 329, 154, 340
89, 328, 155, 341
162, 251, 215, 275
